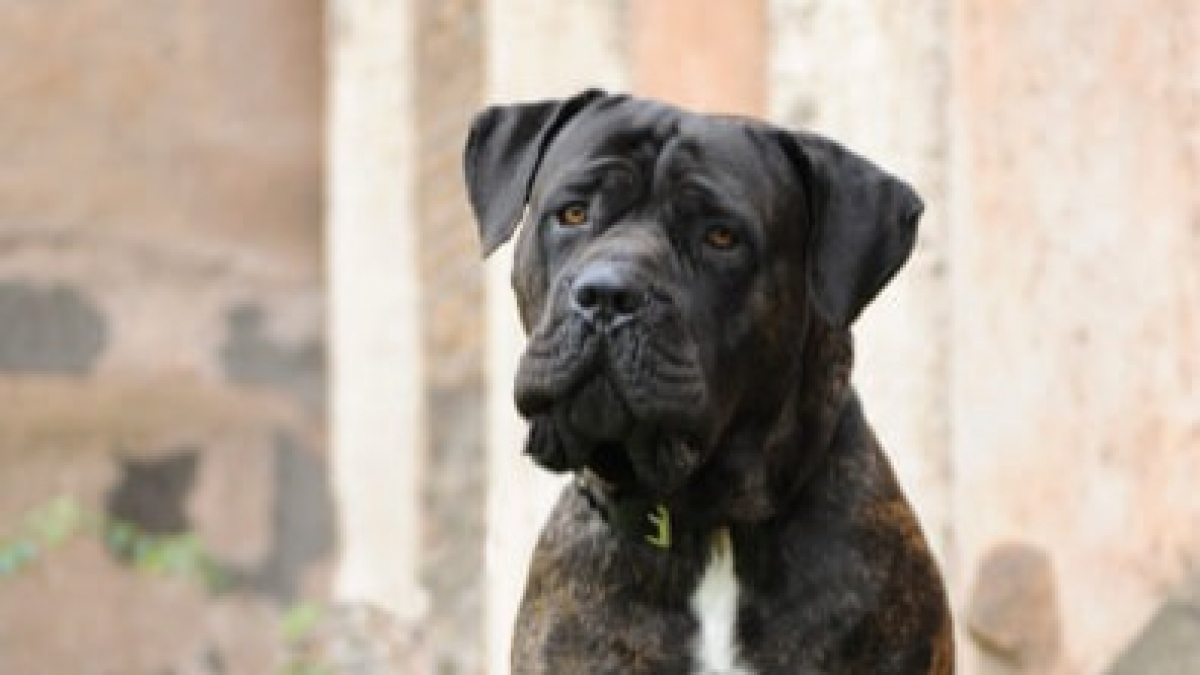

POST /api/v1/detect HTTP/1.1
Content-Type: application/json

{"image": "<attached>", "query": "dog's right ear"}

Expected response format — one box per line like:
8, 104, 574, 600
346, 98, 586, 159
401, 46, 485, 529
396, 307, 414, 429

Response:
463, 89, 606, 257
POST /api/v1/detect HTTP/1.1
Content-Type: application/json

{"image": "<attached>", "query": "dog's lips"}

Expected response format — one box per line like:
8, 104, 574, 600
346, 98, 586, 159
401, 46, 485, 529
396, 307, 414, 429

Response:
567, 385, 707, 494
565, 376, 634, 441
587, 442, 639, 487
514, 310, 712, 492
515, 324, 708, 426
519, 370, 708, 493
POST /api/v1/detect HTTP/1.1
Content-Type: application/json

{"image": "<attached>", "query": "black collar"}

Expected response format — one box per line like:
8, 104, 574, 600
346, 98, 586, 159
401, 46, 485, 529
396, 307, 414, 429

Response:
576, 472, 690, 551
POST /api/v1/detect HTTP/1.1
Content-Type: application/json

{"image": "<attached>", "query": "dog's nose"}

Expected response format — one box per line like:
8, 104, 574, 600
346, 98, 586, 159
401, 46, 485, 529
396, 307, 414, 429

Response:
570, 263, 645, 327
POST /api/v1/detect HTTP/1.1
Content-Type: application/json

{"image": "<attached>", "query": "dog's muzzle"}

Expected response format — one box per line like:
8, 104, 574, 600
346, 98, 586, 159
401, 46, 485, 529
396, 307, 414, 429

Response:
514, 260, 710, 492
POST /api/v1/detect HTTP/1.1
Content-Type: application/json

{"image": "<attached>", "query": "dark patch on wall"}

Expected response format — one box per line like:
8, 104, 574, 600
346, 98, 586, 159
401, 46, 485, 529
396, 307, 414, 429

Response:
1105, 601, 1200, 675
0, 281, 107, 375
420, 386, 486, 669
235, 431, 335, 604
106, 449, 199, 535
966, 540, 1060, 670
203, 645, 226, 674
219, 303, 324, 410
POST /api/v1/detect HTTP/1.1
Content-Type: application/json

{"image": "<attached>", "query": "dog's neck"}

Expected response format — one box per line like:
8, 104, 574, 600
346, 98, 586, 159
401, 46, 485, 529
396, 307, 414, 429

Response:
572, 383, 859, 606
574, 470, 723, 603
577, 470, 691, 551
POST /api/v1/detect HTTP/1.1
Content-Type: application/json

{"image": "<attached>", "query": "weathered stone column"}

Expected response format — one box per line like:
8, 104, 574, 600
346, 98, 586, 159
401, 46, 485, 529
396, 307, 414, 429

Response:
326, 0, 428, 624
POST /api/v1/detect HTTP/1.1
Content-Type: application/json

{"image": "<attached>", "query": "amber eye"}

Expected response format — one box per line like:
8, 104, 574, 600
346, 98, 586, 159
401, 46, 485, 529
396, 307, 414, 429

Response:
704, 225, 739, 250
556, 203, 589, 227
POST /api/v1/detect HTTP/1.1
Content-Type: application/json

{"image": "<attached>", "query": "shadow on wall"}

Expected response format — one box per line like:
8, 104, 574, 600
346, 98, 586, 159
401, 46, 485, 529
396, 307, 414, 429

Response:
0, 282, 107, 375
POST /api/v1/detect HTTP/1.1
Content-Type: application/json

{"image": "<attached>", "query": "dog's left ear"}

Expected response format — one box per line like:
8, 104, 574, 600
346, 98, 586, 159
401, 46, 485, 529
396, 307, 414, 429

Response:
463, 89, 607, 257
778, 132, 922, 327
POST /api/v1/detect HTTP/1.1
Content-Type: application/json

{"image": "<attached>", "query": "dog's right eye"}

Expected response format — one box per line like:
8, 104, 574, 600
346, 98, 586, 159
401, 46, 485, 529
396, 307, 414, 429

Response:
703, 224, 740, 250
555, 203, 589, 228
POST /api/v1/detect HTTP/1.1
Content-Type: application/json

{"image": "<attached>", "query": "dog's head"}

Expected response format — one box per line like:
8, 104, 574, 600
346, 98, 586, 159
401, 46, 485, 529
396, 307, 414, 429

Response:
464, 90, 920, 521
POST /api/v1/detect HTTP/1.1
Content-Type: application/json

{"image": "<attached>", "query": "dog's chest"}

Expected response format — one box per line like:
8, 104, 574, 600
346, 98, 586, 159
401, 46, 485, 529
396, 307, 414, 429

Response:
689, 528, 756, 675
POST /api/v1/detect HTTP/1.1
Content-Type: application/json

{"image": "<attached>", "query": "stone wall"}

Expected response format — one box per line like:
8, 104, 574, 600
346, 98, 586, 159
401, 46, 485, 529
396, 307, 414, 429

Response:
0, 1, 329, 672
950, 1, 1200, 672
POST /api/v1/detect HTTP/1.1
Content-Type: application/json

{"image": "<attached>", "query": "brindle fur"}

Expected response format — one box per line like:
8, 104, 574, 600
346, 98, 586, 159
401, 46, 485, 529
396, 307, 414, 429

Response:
464, 90, 954, 674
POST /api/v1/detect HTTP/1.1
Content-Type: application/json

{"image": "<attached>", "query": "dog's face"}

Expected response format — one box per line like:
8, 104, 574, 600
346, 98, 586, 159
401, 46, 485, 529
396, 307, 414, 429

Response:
465, 91, 920, 511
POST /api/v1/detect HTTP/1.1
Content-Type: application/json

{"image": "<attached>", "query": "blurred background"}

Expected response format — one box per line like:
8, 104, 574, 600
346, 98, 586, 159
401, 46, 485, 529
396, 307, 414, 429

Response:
0, 0, 1196, 673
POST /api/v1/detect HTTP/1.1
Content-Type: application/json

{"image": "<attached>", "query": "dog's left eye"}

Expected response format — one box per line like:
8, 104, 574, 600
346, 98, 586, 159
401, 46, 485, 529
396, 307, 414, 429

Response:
703, 225, 740, 250
555, 203, 589, 227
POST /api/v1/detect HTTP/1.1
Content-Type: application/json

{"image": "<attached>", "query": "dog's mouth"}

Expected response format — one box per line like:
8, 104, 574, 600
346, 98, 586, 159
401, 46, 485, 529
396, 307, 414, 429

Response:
587, 441, 638, 486
514, 312, 709, 494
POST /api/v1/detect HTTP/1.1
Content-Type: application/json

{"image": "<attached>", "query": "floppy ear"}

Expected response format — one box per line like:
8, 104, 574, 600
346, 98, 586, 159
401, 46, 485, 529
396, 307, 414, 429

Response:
779, 132, 922, 327
463, 89, 607, 257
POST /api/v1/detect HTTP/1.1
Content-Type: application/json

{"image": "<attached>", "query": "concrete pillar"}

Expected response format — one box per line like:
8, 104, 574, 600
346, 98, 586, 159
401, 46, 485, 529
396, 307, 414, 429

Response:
326, 0, 428, 624
481, 2, 627, 671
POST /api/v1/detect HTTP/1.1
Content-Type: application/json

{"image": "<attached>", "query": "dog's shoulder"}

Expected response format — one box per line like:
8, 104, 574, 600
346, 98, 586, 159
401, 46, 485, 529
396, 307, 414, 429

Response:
740, 402, 954, 673
514, 485, 702, 674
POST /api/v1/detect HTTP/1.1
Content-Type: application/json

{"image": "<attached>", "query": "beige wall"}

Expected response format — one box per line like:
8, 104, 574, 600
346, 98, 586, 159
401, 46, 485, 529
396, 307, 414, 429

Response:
631, 0, 767, 115
0, 1, 328, 673
950, 1, 1200, 672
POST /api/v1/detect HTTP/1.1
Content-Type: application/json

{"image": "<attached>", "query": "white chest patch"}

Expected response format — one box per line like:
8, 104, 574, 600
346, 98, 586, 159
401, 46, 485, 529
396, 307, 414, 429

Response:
689, 528, 756, 675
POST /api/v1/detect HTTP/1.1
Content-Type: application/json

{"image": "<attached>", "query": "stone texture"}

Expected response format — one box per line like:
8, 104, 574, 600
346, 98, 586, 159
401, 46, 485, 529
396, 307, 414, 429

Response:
106, 448, 199, 535
950, 1, 1200, 672
1105, 602, 1200, 675
220, 302, 325, 410
236, 431, 336, 605
966, 541, 1061, 672
413, 2, 488, 672
0, 378, 324, 673
0, 0, 328, 672
290, 603, 435, 674
0, 536, 280, 675
631, 0, 766, 115
0, 0, 325, 384
0, 0, 324, 267
0, 282, 107, 375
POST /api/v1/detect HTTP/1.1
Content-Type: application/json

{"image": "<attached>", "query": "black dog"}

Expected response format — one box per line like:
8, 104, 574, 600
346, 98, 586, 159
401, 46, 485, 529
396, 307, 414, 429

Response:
464, 90, 953, 674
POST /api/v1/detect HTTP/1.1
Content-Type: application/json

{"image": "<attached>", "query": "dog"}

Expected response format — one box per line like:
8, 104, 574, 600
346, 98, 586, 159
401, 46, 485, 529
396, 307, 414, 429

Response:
464, 90, 954, 674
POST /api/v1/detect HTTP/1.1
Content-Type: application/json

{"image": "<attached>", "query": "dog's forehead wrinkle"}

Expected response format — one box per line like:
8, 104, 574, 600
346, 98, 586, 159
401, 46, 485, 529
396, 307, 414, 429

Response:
542, 98, 678, 173
538, 109, 787, 242
652, 138, 785, 232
